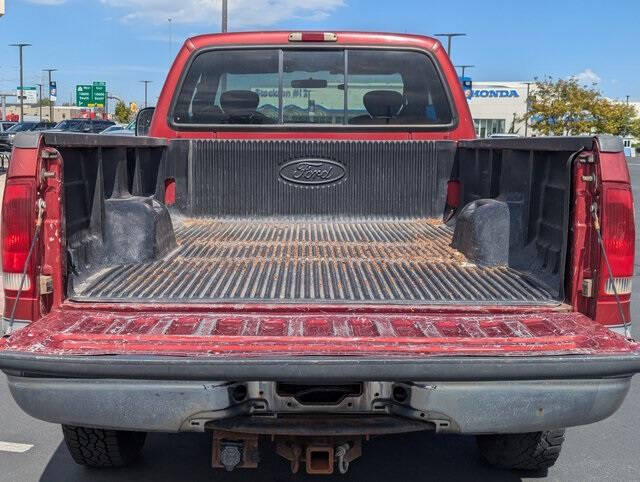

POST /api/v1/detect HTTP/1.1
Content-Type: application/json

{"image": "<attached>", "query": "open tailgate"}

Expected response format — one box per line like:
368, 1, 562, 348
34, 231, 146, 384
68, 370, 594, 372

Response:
1, 307, 639, 382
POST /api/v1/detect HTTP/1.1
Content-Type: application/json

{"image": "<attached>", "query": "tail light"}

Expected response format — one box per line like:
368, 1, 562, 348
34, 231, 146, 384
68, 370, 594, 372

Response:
595, 185, 635, 325
2, 179, 37, 294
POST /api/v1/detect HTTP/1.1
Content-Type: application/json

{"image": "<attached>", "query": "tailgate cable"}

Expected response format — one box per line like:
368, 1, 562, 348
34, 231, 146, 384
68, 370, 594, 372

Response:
590, 203, 632, 340
2, 199, 45, 336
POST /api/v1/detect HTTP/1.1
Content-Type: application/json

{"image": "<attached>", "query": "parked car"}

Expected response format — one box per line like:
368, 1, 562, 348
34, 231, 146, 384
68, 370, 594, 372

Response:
51, 119, 115, 133
101, 120, 135, 136
0, 121, 55, 151
1, 31, 639, 476
0, 121, 17, 133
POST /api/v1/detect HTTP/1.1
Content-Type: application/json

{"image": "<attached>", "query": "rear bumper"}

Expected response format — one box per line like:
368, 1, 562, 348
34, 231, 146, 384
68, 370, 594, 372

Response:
2, 352, 639, 435
5, 375, 632, 435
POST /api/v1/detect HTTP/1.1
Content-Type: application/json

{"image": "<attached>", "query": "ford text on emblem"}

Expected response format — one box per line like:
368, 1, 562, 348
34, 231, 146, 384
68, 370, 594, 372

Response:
279, 159, 346, 185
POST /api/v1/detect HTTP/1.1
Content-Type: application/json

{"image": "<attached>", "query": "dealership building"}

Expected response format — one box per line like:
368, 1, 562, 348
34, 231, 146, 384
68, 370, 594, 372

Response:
467, 81, 640, 155
466, 81, 533, 137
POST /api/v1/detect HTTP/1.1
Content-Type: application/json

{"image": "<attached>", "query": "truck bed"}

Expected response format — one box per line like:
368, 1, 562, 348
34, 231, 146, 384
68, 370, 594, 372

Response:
71, 216, 551, 304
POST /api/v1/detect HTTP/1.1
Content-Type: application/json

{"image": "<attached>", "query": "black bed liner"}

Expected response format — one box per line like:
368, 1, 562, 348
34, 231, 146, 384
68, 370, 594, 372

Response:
61, 138, 580, 304
71, 216, 551, 304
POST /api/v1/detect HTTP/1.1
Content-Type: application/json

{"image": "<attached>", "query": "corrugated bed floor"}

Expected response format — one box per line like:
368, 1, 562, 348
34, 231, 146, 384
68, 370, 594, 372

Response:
73, 217, 553, 304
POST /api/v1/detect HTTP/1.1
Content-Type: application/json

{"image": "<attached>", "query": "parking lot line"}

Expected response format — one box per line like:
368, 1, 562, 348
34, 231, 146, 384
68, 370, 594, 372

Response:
0, 442, 33, 453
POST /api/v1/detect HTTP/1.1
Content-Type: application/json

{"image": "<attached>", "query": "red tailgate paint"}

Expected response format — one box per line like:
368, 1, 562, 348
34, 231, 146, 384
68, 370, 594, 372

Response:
2, 309, 635, 358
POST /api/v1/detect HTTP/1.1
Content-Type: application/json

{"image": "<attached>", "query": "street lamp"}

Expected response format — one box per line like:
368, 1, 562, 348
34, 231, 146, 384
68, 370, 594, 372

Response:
455, 65, 474, 79
9, 43, 32, 121
43, 68, 57, 121
36, 83, 43, 121
434, 33, 466, 58
168, 18, 173, 65
222, 0, 228, 32
524, 82, 534, 137
139, 80, 152, 108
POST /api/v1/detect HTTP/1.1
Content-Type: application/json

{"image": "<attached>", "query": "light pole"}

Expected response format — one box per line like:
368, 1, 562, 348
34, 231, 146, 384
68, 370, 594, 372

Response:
139, 80, 152, 108
455, 65, 474, 80
43, 68, 57, 121
434, 33, 466, 58
524, 82, 533, 137
36, 83, 43, 121
222, 0, 228, 32
168, 18, 173, 65
10, 43, 31, 121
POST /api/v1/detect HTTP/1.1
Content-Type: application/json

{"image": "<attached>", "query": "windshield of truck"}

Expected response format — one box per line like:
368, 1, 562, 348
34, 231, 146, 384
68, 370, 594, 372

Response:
172, 48, 453, 126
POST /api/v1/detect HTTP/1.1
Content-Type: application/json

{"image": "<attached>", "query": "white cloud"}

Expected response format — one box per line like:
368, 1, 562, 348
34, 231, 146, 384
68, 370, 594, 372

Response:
573, 68, 601, 85
99, 0, 346, 27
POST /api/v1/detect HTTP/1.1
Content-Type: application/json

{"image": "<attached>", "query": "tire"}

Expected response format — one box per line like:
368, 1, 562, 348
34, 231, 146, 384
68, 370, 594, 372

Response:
62, 425, 147, 468
476, 429, 565, 471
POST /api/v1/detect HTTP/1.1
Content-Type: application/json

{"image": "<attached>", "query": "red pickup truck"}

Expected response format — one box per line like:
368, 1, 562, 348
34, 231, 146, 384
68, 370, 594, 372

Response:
1, 31, 639, 475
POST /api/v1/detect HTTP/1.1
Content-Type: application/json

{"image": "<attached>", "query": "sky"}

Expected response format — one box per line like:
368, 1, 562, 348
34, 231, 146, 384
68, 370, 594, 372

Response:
0, 0, 639, 107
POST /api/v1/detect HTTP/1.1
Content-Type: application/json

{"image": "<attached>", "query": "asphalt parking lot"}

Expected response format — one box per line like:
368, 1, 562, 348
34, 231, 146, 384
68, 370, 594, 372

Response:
0, 166, 639, 481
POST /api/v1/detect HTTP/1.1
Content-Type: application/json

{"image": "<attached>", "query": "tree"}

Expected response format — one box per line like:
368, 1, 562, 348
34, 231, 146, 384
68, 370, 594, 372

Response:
521, 77, 602, 136
593, 99, 638, 137
114, 100, 132, 124
521, 77, 640, 137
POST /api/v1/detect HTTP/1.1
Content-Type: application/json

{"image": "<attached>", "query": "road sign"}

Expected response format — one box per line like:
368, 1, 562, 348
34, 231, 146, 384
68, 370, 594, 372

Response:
92, 81, 106, 108
16, 86, 37, 104
76, 85, 92, 107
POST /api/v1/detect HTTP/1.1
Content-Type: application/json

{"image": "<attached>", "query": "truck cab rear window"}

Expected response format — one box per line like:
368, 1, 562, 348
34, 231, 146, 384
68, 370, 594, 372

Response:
172, 49, 453, 127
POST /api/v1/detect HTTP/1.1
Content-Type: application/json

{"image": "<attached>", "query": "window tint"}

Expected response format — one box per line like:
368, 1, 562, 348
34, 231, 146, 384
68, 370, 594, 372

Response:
173, 48, 453, 126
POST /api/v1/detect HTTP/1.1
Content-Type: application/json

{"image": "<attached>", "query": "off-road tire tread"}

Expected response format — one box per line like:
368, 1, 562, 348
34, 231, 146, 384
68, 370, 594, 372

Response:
477, 429, 565, 471
62, 425, 146, 468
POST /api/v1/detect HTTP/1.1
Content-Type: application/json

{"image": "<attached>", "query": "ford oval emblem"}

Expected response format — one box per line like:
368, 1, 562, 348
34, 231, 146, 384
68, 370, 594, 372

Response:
279, 159, 346, 186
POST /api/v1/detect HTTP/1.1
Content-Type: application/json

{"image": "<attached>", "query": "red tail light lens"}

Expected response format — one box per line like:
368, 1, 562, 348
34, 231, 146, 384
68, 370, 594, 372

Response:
601, 187, 635, 278
2, 180, 36, 292
595, 185, 635, 327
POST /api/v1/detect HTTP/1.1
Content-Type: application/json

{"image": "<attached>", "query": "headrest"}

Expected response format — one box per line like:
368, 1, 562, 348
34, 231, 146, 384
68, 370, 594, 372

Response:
363, 90, 403, 118
220, 90, 260, 114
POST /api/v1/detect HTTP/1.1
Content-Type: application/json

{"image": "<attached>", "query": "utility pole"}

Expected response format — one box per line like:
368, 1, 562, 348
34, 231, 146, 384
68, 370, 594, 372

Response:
10, 43, 31, 121
626, 95, 630, 104
139, 80, 152, 108
222, 0, 228, 32
455, 65, 474, 79
43, 68, 57, 121
36, 83, 43, 121
434, 33, 465, 58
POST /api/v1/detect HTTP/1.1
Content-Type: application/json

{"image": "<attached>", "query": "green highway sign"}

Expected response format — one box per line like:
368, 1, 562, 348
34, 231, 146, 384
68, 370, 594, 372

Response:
76, 85, 93, 107
76, 82, 107, 108
92, 81, 106, 108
